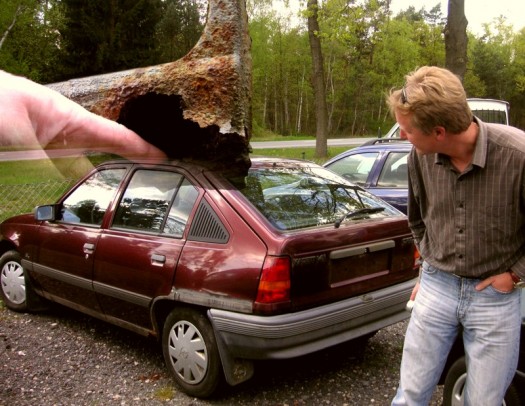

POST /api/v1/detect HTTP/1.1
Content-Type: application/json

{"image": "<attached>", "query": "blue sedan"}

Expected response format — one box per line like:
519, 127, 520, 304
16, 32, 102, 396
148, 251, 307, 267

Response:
324, 139, 411, 214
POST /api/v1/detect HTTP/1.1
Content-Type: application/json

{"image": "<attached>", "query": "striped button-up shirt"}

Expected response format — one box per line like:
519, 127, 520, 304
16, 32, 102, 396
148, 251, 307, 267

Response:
408, 118, 525, 279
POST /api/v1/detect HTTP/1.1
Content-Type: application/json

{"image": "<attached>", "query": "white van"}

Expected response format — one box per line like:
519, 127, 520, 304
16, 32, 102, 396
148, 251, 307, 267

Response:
384, 98, 510, 138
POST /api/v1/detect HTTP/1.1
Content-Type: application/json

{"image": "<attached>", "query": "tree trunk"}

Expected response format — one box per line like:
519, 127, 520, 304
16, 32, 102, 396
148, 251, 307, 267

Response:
283, 74, 290, 134
306, 0, 328, 158
445, 0, 468, 81
0, 5, 22, 51
296, 65, 306, 134
262, 75, 268, 127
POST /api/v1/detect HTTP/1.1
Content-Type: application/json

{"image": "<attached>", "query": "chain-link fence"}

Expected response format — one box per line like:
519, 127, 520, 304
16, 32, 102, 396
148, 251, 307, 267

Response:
0, 180, 76, 223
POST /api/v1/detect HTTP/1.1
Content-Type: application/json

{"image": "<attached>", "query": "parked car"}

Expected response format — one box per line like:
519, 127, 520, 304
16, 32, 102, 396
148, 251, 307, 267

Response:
324, 139, 411, 214
383, 98, 510, 139
0, 157, 419, 398
442, 288, 525, 405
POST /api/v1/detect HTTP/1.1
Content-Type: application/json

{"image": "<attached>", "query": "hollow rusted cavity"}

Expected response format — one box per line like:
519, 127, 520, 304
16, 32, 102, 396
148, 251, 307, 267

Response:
47, 0, 252, 176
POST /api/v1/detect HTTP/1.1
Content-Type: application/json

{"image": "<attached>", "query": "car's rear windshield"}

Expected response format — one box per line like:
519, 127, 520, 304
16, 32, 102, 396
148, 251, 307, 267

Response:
236, 164, 401, 230
470, 109, 508, 125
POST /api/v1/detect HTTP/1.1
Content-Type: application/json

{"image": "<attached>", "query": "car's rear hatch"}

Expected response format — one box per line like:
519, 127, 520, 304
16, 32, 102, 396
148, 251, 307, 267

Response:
279, 218, 417, 311
205, 158, 418, 313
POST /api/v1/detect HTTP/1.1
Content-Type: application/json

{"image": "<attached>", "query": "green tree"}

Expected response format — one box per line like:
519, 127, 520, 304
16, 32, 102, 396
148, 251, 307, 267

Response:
156, 0, 205, 63
419, 4, 446, 66
470, 18, 515, 100
462, 33, 487, 97
510, 27, 525, 128
0, 0, 62, 82
58, 0, 163, 79
250, 8, 313, 136
0, 2, 23, 51
372, 18, 422, 132
319, 0, 397, 135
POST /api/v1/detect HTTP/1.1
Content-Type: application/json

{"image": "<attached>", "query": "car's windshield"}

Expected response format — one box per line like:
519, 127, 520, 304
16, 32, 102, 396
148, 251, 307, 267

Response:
237, 164, 400, 230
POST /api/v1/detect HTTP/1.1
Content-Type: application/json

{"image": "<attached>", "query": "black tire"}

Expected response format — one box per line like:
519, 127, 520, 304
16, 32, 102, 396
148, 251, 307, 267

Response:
0, 250, 29, 312
162, 307, 223, 398
443, 356, 522, 406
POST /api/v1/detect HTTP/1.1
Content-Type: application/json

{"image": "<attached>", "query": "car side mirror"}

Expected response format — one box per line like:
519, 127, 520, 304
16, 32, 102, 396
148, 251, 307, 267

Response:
35, 204, 61, 221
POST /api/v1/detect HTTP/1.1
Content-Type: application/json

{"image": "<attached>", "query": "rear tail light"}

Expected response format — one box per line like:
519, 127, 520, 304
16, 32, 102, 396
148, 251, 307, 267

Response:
414, 245, 421, 269
253, 256, 291, 314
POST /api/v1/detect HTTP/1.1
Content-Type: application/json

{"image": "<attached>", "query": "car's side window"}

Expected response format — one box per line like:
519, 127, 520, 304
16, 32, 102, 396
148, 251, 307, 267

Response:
328, 152, 378, 185
61, 168, 127, 226
162, 178, 199, 237
113, 170, 183, 233
377, 152, 409, 188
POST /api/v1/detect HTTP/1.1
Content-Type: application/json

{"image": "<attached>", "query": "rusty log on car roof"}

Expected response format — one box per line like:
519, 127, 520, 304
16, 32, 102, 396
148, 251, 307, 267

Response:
47, 0, 252, 176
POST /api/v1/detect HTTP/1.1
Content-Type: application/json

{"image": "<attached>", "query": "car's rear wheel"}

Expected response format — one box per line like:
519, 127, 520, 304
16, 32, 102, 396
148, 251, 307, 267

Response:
443, 356, 521, 406
162, 307, 223, 398
0, 250, 28, 311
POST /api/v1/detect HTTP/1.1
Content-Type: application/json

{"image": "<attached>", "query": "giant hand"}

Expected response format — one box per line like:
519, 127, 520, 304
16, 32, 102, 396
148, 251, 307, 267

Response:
0, 70, 166, 161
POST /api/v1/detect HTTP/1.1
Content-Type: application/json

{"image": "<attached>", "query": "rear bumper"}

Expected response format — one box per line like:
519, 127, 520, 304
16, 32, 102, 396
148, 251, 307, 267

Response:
209, 277, 416, 360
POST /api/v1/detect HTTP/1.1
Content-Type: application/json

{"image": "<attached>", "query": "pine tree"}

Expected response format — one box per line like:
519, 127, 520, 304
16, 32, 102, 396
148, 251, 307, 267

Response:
58, 0, 162, 79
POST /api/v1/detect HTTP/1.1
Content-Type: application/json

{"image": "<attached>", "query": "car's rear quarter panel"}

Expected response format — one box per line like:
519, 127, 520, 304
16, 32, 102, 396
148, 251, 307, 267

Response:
174, 192, 268, 310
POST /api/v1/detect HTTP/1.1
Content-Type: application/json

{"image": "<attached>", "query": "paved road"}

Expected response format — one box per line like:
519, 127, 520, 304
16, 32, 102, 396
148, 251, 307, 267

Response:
0, 138, 376, 162
0, 148, 86, 162
250, 137, 375, 149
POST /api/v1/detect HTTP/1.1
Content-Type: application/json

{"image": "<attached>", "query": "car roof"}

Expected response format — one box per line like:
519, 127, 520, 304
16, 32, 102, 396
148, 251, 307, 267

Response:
467, 97, 510, 110
97, 156, 321, 176
358, 138, 412, 148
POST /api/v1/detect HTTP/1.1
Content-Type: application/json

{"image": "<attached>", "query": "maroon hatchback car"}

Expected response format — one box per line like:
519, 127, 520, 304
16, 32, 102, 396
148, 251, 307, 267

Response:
0, 157, 418, 397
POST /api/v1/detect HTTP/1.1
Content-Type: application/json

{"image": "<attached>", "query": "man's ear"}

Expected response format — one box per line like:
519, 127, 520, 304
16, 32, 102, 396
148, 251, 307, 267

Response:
433, 126, 446, 140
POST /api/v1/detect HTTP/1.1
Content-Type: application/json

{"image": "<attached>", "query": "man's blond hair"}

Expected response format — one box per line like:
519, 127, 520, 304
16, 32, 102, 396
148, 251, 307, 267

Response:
387, 66, 472, 135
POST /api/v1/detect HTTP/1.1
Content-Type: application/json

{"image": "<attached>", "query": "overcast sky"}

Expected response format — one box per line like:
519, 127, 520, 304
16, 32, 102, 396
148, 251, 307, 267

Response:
273, 1, 525, 35
390, 0, 525, 35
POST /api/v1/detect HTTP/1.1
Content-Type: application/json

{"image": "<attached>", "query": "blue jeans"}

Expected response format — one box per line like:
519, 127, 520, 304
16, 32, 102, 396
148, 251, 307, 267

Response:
392, 262, 521, 406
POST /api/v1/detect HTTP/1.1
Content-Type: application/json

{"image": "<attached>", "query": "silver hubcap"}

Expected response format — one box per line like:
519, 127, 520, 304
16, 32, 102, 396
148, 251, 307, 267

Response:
168, 320, 208, 384
450, 372, 467, 406
1, 260, 26, 305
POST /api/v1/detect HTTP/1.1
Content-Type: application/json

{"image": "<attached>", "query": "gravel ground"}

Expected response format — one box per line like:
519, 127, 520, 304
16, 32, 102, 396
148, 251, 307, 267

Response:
0, 302, 443, 406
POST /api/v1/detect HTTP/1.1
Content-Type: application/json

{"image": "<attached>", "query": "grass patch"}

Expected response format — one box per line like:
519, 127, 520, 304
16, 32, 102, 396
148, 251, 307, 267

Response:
0, 154, 116, 185
153, 386, 176, 401
251, 133, 315, 142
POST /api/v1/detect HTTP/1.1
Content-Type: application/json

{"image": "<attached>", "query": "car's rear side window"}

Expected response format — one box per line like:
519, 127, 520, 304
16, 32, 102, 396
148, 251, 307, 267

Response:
377, 152, 409, 188
61, 168, 127, 226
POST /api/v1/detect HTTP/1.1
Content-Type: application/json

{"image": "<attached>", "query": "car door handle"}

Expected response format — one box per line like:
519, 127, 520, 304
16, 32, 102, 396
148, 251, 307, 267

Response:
83, 243, 95, 255
151, 254, 166, 265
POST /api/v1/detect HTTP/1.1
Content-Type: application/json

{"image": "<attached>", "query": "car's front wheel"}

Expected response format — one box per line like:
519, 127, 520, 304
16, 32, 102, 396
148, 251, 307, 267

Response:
0, 250, 28, 311
162, 307, 223, 398
443, 356, 521, 406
